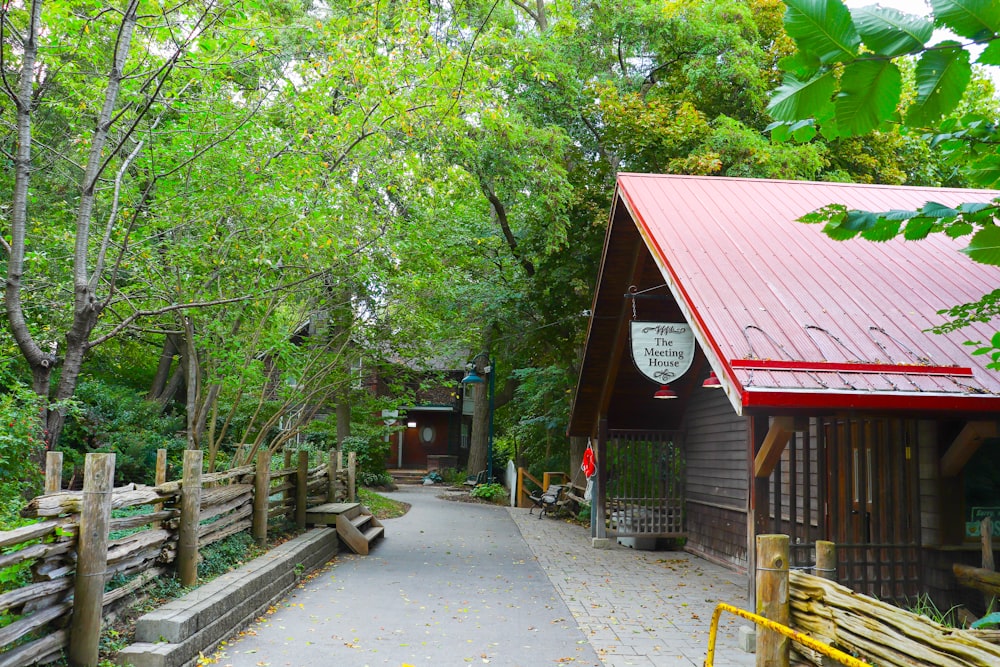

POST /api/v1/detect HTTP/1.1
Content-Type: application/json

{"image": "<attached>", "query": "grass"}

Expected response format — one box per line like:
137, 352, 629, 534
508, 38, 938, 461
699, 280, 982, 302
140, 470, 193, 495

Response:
358, 487, 409, 520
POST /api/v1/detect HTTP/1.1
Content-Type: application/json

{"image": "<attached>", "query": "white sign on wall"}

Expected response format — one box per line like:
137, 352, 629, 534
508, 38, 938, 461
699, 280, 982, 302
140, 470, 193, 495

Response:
630, 322, 695, 384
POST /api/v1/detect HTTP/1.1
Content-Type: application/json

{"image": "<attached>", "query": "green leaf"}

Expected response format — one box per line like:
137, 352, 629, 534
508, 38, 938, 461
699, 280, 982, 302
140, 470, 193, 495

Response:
842, 209, 878, 231
835, 59, 902, 135
930, 0, 1000, 41
881, 209, 919, 221
921, 201, 959, 217
860, 217, 901, 241
991, 330, 1000, 348
824, 222, 860, 240
784, 0, 861, 64
962, 225, 1000, 265
905, 43, 972, 127
852, 5, 933, 56
792, 122, 818, 142
957, 201, 996, 214
778, 51, 822, 76
768, 69, 836, 121
979, 40, 1000, 66
800, 203, 847, 223
947, 221, 974, 237
768, 122, 792, 142
903, 217, 934, 240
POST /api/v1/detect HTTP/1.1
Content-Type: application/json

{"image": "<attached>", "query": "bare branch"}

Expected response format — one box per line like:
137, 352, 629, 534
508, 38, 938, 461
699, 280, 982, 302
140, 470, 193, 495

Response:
86, 270, 329, 349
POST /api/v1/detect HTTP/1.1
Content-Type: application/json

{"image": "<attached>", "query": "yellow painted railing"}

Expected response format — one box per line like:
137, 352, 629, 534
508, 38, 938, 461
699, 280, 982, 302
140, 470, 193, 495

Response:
704, 602, 871, 667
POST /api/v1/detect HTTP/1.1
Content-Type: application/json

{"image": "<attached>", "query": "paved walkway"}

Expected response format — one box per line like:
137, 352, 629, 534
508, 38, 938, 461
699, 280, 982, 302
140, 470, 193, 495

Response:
509, 502, 753, 667
213, 486, 755, 666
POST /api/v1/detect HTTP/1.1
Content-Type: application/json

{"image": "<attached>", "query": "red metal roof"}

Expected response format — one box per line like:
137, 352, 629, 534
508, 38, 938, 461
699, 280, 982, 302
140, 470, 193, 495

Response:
616, 173, 1000, 414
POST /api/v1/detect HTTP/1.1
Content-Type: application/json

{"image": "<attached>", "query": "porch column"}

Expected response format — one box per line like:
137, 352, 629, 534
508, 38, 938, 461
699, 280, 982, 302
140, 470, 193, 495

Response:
593, 418, 610, 547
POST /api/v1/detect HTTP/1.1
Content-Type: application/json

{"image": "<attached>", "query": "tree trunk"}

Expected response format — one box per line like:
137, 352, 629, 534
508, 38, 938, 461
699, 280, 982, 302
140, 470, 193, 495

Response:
336, 395, 351, 445
148, 335, 179, 400
467, 377, 489, 476
184, 317, 199, 449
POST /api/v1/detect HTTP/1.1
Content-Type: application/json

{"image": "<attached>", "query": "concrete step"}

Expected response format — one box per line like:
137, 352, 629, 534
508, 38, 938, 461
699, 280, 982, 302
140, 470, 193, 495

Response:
388, 469, 428, 485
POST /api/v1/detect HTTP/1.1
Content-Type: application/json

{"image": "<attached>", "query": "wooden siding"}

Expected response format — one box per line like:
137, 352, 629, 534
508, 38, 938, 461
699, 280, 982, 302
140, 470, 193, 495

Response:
687, 502, 748, 570
683, 386, 748, 568
685, 388, 747, 507
917, 421, 940, 548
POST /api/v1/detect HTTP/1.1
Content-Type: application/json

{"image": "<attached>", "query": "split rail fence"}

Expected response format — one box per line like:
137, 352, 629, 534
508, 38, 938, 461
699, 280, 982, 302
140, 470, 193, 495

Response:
0, 447, 356, 667
754, 535, 1000, 667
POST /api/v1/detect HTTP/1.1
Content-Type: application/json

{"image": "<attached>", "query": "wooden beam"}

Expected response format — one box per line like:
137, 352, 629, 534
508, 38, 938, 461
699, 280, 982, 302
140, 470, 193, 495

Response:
754, 416, 794, 479
941, 421, 997, 477
596, 240, 646, 421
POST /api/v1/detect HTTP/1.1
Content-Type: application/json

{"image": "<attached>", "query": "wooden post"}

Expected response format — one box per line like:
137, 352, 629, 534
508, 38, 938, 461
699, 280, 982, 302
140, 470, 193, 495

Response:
517, 467, 526, 508
347, 450, 357, 502
283, 448, 293, 509
296, 450, 309, 530
326, 449, 337, 503
756, 534, 790, 667
982, 518, 996, 612
152, 449, 168, 530
252, 449, 270, 547
815, 540, 836, 581
594, 419, 608, 540
177, 450, 203, 588
44, 451, 62, 494
68, 453, 115, 667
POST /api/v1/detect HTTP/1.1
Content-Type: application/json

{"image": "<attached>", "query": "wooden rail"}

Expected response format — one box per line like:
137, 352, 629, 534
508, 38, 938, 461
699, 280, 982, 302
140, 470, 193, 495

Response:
0, 446, 356, 664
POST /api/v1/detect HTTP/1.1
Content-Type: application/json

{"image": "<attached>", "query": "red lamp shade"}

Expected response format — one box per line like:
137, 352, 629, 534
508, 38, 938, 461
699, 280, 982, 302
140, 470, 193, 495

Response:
702, 371, 722, 389
653, 384, 677, 399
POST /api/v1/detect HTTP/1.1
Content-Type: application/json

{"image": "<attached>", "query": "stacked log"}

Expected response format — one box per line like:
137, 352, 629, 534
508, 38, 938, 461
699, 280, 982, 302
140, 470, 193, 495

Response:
789, 570, 1000, 666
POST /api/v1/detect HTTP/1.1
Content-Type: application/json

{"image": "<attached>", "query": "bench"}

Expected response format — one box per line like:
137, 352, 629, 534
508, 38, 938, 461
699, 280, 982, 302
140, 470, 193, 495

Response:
528, 484, 564, 519
463, 469, 488, 487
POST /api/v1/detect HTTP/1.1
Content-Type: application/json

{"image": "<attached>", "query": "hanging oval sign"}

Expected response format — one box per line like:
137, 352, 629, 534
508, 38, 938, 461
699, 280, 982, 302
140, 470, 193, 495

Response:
630, 322, 695, 384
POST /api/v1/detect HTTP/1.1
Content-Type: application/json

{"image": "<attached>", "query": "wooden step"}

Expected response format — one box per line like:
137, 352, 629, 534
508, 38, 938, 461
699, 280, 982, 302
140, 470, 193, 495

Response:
334, 505, 385, 555
306, 502, 361, 526
363, 525, 385, 542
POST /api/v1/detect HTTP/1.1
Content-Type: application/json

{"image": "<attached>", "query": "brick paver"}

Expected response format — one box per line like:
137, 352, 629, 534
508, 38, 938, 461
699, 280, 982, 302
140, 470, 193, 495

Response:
509, 507, 756, 667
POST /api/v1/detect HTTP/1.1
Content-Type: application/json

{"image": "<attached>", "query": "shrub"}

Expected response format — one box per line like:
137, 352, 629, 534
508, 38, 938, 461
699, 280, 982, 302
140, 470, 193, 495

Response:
0, 385, 45, 519
60, 379, 185, 485
470, 482, 506, 502
340, 435, 391, 480
359, 471, 394, 487
198, 531, 261, 580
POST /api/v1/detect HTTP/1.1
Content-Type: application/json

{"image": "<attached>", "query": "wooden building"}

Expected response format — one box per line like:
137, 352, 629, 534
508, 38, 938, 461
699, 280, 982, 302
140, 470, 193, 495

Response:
569, 174, 1000, 609
377, 363, 471, 471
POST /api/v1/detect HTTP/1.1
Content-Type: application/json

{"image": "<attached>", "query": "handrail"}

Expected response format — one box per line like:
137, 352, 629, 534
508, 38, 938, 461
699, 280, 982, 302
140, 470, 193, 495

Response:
517, 468, 543, 507
704, 602, 871, 667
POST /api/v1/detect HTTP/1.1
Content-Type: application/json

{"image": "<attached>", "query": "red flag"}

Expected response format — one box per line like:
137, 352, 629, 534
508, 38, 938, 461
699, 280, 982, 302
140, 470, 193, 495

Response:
581, 445, 596, 478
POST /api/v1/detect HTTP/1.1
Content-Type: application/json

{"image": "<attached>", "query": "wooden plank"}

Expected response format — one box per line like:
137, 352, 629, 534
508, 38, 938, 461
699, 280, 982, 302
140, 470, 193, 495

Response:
754, 416, 794, 479
308, 502, 360, 514
0, 521, 64, 550
336, 512, 370, 555
941, 421, 997, 477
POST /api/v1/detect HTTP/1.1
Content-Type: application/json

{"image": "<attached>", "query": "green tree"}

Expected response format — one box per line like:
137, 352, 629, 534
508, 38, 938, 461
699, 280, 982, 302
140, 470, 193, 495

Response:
767, 0, 1000, 361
